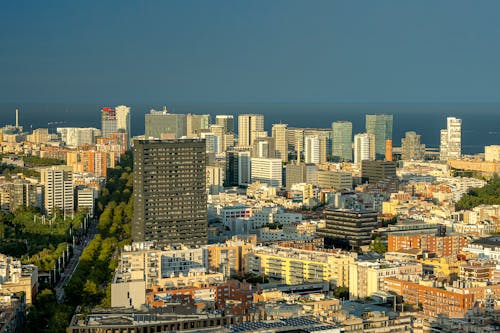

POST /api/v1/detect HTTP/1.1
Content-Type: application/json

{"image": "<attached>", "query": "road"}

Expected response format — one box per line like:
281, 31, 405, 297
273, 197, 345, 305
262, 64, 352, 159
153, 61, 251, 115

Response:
55, 220, 98, 302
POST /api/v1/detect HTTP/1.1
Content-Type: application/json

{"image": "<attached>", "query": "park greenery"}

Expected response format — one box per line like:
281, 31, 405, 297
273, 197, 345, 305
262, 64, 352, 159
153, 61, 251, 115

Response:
0, 208, 85, 271
63, 151, 133, 307
22, 151, 134, 332
0, 154, 64, 178
456, 175, 500, 210
22, 155, 64, 167
0, 163, 40, 178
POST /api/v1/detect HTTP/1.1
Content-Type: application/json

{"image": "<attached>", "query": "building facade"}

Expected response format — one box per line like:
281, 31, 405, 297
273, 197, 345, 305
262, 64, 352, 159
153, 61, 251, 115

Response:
144, 109, 187, 139
332, 121, 352, 162
401, 131, 425, 161
440, 117, 462, 160
132, 139, 208, 246
250, 158, 282, 187
365, 114, 393, 160
238, 114, 264, 148
317, 208, 378, 250
40, 165, 74, 216
115, 105, 131, 144
354, 133, 375, 165
272, 124, 288, 162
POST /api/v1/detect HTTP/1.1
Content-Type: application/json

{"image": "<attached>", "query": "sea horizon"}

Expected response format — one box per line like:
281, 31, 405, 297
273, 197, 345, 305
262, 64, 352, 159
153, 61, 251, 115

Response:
1, 101, 499, 155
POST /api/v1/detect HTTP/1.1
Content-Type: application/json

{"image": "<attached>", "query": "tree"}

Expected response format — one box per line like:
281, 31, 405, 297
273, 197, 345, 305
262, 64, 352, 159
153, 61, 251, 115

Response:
456, 175, 500, 209
332, 286, 349, 299
370, 237, 387, 254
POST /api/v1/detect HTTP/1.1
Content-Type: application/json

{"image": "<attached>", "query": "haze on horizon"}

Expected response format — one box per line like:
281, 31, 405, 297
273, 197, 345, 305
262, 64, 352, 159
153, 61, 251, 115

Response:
1, 0, 500, 105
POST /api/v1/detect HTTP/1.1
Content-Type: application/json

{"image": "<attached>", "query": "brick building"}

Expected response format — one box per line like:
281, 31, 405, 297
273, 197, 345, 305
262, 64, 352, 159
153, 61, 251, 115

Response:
388, 234, 468, 257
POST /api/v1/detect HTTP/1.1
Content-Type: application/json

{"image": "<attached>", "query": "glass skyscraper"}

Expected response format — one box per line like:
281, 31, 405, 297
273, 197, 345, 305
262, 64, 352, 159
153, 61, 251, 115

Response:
365, 114, 393, 160
332, 121, 353, 162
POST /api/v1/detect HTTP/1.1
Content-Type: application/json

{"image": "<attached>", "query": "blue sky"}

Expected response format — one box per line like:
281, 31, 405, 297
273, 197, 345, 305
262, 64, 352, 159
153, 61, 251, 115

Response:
1, 0, 500, 103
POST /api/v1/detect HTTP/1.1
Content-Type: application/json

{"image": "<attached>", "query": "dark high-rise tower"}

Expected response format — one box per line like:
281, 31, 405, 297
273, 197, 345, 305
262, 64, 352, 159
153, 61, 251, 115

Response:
317, 208, 378, 251
132, 139, 208, 246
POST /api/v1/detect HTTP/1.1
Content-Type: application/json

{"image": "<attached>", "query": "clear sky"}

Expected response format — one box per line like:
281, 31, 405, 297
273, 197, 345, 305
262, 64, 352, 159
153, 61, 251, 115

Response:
1, 0, 500, 104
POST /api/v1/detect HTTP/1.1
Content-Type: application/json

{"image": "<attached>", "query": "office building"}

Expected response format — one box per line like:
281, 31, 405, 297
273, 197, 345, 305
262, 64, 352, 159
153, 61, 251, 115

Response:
215, 115, 234, 133
223, 133, 235, 151
224, 150, 239, 186
251, 137, 275, 158
304, 135, 320, 164
361, 160, 397, 184
401, 131, 425, 161
287, 128, 331, 163
144, 109, 187, 139
316, 170, 352, 190
272, 123, 288, 162
250, 158, 282, 187
40, 166, 74, 216
440, 117, 462, 160
209, 124, 225, 153
200, 132, 218, 155
115, 105, 131, 144
365, 114, 393, 160
224, 149, 251, 187
238, 151, 252, 186
284, 162, 318, 189
186, 114, 210, 137
285, 162, 306, 189
317, 208, 378, 250
353, 133, 375, 165
132, 139, 207, 246
332, 121, 352, 162
237, 114, 264, 148
101, 107, 118, 138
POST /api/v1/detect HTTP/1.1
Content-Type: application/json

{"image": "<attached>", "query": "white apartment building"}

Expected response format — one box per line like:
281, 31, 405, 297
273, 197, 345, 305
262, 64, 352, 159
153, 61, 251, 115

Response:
115, 105, 131, 144
75, 186, 95, 216
251, 158, 282, 187
354, 133, 375, 165
41, 166, 74, 215
440, 117, 462, 160
304, 135, 320, 164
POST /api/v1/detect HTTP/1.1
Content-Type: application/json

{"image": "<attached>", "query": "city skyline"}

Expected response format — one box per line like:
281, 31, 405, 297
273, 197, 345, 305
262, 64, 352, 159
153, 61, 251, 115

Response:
1, 2, 499, 331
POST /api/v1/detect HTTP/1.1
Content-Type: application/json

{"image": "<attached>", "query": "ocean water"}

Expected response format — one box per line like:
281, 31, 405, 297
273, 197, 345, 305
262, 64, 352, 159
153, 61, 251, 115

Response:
0, 102, 499, 154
